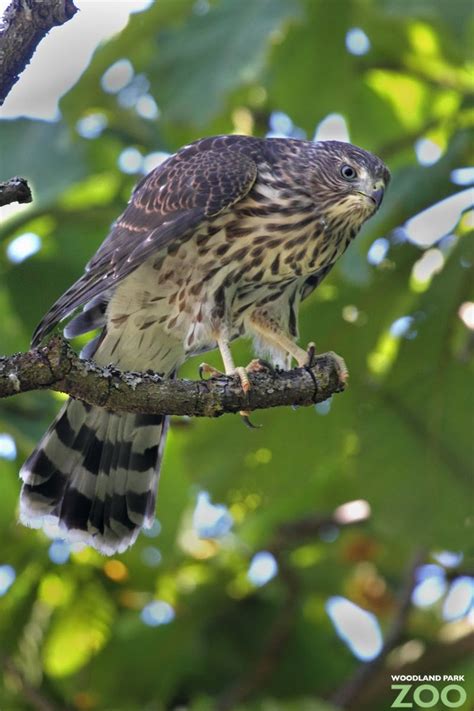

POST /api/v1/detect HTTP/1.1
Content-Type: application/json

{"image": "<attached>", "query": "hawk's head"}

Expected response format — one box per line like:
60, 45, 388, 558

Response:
308, 140, 390, 228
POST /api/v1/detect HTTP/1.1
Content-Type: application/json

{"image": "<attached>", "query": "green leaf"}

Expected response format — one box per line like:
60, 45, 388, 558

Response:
1, 0, 473, 706
43, 582, 115, 677
269, 0, 353, 133
0, 119, 86, 207
150, 0, 301, 125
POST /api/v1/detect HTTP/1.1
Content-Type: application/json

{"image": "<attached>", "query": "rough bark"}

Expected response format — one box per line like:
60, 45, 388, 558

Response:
0, 176, 32, 206
0, 336, 345, 417
0, 0, 78, 104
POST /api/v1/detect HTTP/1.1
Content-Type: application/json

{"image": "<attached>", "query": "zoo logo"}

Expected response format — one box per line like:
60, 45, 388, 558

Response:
391, 683, 467, 708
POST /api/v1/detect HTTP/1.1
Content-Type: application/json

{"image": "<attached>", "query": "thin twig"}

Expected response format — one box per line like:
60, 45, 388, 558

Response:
2, 656, 71, 711
217, 508, 366, 710
341, 631, 474, 711
331, 548, 426, 710
217, 559, 300, 711
0, 336, 346, 417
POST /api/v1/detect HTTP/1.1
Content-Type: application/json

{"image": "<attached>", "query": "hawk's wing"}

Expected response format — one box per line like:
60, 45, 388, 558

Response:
32, 142, 258, 346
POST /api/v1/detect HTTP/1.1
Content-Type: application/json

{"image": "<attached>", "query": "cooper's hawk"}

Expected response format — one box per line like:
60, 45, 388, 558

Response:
19, 135, 390, 554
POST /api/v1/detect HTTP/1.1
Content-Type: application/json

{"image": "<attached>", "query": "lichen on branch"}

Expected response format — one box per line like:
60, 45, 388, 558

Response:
0, 336, 345, 417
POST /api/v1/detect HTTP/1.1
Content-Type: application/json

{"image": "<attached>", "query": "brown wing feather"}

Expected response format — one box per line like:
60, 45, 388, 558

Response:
32, 141, 258, 346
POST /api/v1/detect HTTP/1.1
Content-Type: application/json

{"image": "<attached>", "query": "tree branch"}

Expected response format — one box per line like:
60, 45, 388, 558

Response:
2, 656, 71, 711
0, 336, 345, 417
340, 631, 474, 711
0, 0, 78, 105
216, 558, 300, 711
217, 507, 365, 710
331, 548, 426, 710
0, 176, 32, 206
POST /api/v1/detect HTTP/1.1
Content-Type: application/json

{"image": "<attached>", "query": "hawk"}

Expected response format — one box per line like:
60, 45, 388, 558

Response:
19, 135, 390, 554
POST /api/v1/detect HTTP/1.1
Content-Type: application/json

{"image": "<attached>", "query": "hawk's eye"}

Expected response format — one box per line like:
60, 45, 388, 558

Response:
340, 164, 357, 181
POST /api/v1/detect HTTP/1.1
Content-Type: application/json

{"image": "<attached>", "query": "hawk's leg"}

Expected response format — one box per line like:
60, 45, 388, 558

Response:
199, 339, 250, 392
199, 336, 264, 425
249, 313, 349, 384
217, 336, 251, 394
249, 312, 309, 365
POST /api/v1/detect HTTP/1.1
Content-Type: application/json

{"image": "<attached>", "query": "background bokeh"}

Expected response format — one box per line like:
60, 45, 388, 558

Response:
0, 1, 473, 709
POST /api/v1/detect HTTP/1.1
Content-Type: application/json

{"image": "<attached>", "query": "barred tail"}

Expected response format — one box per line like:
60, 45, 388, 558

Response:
19, 399, 168, 555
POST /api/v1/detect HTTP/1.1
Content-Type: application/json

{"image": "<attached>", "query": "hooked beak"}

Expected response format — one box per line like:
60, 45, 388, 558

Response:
371, 185, 385, 209
357, 180, 385, 210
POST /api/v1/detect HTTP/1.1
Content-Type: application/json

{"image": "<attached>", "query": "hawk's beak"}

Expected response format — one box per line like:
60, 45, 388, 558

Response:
358, 180, 385, 209
371, 185, 385, 209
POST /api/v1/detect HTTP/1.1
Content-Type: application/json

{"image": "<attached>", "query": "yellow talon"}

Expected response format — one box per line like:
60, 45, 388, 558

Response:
327, 351, 349, 385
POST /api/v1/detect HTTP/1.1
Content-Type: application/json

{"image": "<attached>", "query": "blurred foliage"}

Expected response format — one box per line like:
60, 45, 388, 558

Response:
0, 0, 473, 709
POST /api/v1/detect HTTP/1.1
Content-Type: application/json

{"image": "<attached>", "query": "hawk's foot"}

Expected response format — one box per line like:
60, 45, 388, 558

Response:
235, 366, 251, 394
304, 342, 317, 368
199, 359, 272, 391
295, 346, 348, 387
294, 341, 317, 368
245, 358, 275, 375
198, 361, 261, 426
237, 360, 275, 428
327, 351, 349, 386
199, 362, 225, 380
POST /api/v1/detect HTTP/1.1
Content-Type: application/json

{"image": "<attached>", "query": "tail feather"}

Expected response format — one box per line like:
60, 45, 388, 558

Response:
19, 399, 167, 554
63, 293, 109, 339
